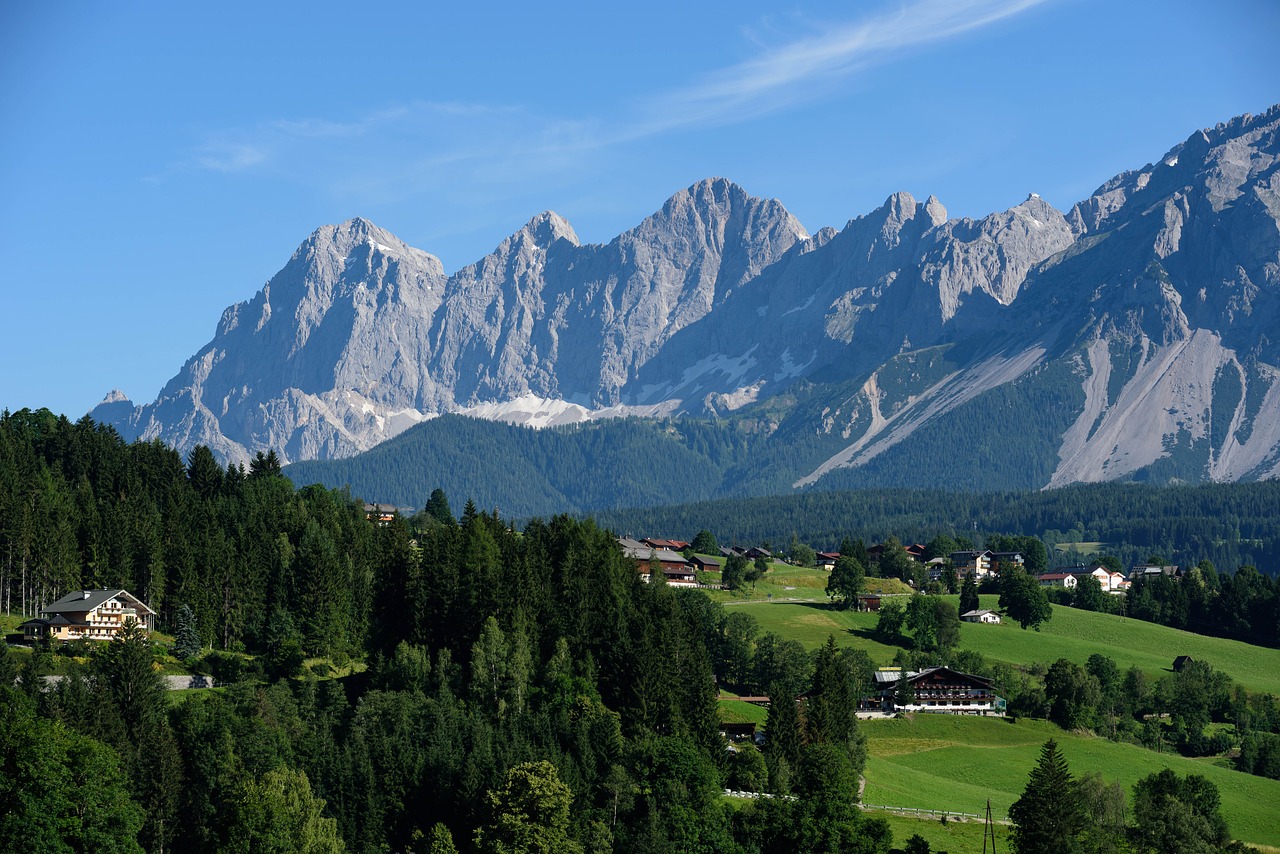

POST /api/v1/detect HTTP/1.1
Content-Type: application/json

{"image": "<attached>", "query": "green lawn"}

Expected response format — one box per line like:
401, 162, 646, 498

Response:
958, 595, 1280, 696
717, 593, 1280, 695
874, 811, 1010, 852
701, 563, 912, 607
717, 695, 769, 726
718, 600, 907, 663
1053, 541, 1110, 554
861, 714, 1280, 849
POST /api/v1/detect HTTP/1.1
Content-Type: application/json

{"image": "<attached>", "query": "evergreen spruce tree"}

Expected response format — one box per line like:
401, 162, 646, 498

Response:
98, 617, 165, 741
959, 574, 980, 615
425, 488, 454, 526
173, 603, 201, 661
1009, 739, 1085, 853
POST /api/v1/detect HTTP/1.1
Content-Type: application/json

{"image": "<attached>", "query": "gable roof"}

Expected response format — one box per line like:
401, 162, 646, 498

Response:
43, 589, 155, 616
961, 609, 997, 618
950, 550, 994, 561
906, 665, 994, 689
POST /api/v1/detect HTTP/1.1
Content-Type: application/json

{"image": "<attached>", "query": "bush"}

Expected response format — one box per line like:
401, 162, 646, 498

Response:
202, 650, 248, 684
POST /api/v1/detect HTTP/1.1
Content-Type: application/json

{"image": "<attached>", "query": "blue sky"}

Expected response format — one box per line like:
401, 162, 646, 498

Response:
1, 0, 1276, 418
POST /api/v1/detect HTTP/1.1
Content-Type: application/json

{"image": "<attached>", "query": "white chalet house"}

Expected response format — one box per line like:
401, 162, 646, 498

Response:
864, 666, 1004, 716
19, 589, 155, 642
961, 609, 1001, 624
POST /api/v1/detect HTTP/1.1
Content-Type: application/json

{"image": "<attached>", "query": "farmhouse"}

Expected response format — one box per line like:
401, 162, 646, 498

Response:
990, 551, 1025, 567
961, 609, 1001, 624
866, 666, 1003, 715
363, 503, 397, 524
1129, 564, 1182, 581
642, 537, 689, 551
1050, 563, 1124, 592
815, 551, 840, 569
950, 550, 995, 579
19, 589, 156, 642
1036, 571, 1079, 589
687, 555, 723, 572
662, 566, 698, 586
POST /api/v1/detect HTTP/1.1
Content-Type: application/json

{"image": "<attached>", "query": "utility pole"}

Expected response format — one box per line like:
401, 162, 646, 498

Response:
983, 798, 998, 853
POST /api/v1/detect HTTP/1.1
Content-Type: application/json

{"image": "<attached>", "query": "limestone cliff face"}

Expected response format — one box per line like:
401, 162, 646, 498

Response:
93, 107, 1280, 489
630, 189, 1074, 412
94, 180, 807, 463
98, 218, 449, 462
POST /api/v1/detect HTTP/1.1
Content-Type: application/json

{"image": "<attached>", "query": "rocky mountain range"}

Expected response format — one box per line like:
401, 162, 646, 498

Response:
94, 105, 1280, 497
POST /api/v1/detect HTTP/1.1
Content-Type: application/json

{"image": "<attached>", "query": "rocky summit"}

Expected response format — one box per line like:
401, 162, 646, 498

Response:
94, 106, 1280, 491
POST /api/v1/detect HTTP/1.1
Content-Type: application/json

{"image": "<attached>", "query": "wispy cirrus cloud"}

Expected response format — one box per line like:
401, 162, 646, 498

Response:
176, 0, 1047, 196
632, 0, 1048, 135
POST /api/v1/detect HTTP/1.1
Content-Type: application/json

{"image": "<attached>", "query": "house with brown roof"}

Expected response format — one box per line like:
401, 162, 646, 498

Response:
815, 551, 840, 569
1036, 571, 1079, 589
19, 589, 156, 642
662, 566, 698, 586
363, 503, 397, 525
866, 666, 1003, 715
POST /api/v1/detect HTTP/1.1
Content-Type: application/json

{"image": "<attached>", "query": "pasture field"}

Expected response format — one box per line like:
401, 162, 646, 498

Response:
957, 594, 1280, 696
874, 812, 1010, 852
714, 592, 1280, 695
860, 714, 1280, 849
718, 692, 769, 726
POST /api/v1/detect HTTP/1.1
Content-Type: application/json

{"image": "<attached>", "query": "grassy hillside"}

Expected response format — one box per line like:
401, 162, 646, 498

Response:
714, 594, 1280, 695
958, 595, 1280, 696
861, 714, 1280, 849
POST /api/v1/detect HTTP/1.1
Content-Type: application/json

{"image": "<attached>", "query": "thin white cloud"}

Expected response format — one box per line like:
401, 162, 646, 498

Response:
631, 0, 1049, 136
194, 142, 268, 173
177, 0, 1046, 194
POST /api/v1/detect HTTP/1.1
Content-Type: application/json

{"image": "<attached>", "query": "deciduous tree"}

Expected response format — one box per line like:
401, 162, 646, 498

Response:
999, 565, 1053, 630
825, 555, 864, 610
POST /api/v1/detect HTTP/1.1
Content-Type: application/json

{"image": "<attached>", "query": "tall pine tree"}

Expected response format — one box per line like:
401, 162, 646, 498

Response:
1009, 739, 1085, 853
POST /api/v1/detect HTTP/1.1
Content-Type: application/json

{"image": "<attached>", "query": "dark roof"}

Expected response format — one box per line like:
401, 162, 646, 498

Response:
907, 666, 994, 689
990, 551, 1024, 560
689, 555, 723, 568
42, 589, 155, 616
950, 550, 994, 561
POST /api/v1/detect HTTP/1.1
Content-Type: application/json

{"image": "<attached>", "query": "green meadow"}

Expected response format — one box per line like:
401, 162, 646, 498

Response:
713, 591, 1280, 695
957, 594, 1280, 696
860, 714, 1280, 849
874, 812, 1010, 852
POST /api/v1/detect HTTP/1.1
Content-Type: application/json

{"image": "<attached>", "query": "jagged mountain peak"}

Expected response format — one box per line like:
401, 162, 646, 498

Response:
640, 177, 810, 241
98, 388, 131, 405
519, 210, 579, 248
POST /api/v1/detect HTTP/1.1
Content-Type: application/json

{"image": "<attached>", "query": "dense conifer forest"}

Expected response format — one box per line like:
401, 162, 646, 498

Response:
0, 409, 883, 852
598, 481, 1280, 579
